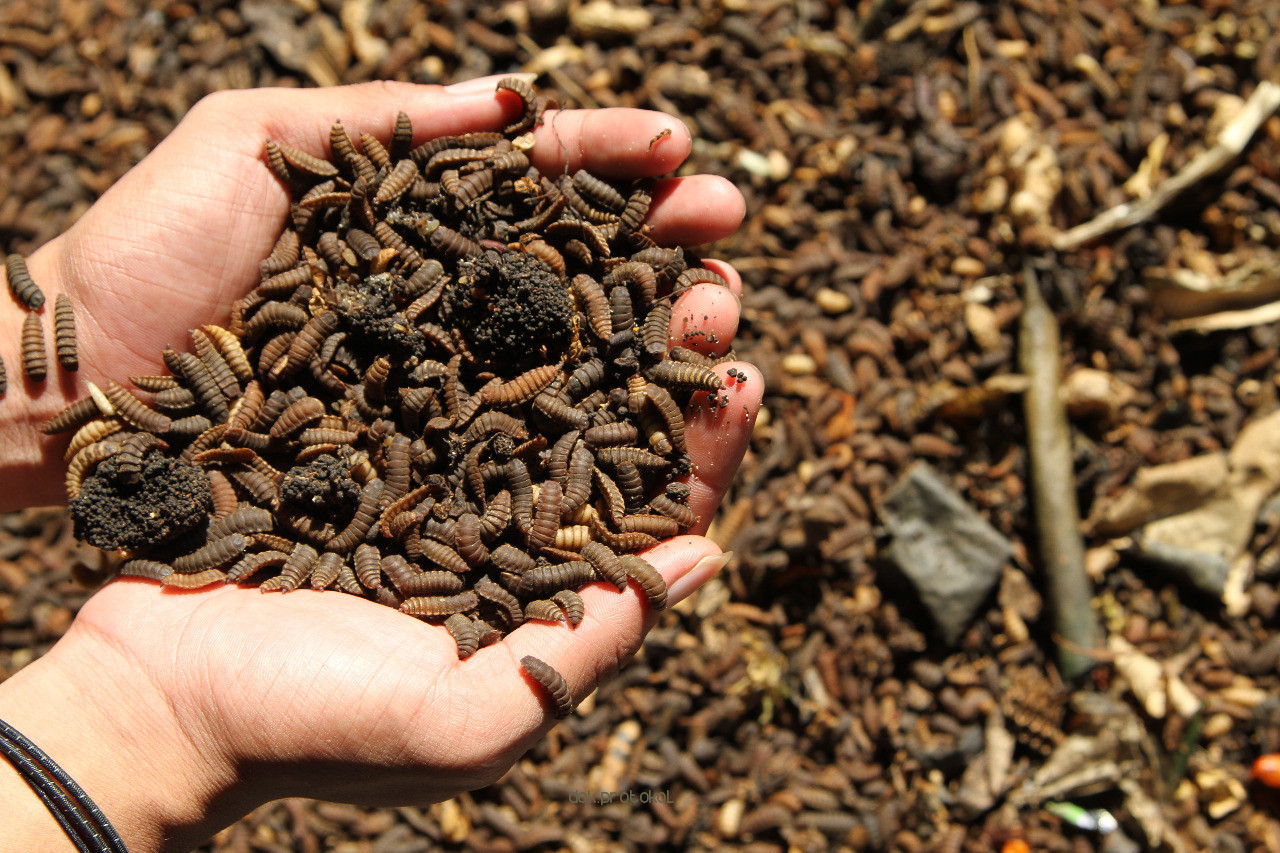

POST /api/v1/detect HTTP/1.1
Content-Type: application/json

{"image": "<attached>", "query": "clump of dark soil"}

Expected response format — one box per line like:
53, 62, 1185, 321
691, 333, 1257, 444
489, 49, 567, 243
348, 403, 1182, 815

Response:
443, 250, 574, 369
69, 455, 211, 551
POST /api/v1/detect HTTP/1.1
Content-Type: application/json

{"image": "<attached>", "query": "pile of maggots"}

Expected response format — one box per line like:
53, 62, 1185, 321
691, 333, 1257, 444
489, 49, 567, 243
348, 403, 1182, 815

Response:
45, 80, 731, 698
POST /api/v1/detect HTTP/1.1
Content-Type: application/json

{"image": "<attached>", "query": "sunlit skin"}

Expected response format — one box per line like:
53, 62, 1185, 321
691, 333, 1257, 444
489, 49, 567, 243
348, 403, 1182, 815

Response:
0, 77, 762, 852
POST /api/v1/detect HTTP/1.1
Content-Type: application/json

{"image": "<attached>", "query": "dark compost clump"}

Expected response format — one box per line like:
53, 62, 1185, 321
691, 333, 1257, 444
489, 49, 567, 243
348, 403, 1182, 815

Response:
50, 80, 730, 665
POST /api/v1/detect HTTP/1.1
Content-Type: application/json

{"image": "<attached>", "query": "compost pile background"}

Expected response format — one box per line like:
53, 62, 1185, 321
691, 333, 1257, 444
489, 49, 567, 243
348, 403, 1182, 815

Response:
3, 1, 1280, 851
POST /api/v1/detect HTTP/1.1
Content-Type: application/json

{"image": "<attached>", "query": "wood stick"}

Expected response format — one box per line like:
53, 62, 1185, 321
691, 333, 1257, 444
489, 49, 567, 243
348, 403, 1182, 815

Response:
1019, 263, 1099, 680
1054, 80, 1280, 251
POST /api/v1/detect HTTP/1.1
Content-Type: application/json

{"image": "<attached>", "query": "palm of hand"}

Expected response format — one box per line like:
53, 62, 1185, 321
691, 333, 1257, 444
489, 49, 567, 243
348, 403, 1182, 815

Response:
34, 80, 760, 809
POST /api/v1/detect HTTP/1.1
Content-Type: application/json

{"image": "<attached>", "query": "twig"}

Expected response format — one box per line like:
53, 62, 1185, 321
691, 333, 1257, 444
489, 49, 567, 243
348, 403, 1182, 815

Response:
1019, 263, 1100, 680
1053, 80, 1280, 251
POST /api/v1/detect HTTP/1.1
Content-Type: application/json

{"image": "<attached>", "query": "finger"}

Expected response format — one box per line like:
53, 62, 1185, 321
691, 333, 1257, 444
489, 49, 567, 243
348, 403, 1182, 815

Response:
703, 259, 743, 298
529, 108, 692, 178
483, 535, 725, 727
200, 79, 522, 162
668, 283, 740, 358
683, 362, 763, 532
645, 175, 746, 247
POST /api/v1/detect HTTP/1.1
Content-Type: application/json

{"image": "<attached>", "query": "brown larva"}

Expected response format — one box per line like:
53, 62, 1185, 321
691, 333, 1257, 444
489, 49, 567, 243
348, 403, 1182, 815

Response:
5, 254, 45, 310
172, 534, 248, 574
516, 560, 595, 597
589, 516, 658, 553
353, 543, 383, 590
207, 505, 275, 540
261, 542, 320, 593
454, 512, 489, 568
617, 190, 652, 234
594, 446, 672, 471
65, 440, 121, 502
618, 514, 682, 538
524, 599, 565, 623
326, 479, 385, 555
400, 591, 478, 618
20, 311, 46, 382
475, 579, 523, 627
551, 589, 585, 626
162, 569, 228, 589
489, 543, 536, 575
103, 381, 171, 433
584, 422, 639, 448
580, 541, 628, 592
608, 286, 634, 335
526, 479, 564, 550
444, 613, 479, 660
390, 110, 414, 161
358, 131, 391, 170
427, 224, 482, 259
572, 170, 627, 214
618, 554, 667, 610
43, 396, 101, 435
672, 266, 728, 294
398, 569, 466, 597
481, 364, 561, 407
115, 432, 169, 484
374, 158, 419, 206
416, 537, 469, 574
561, 178, 620, 224
259, 228, 301, 278
225, 550, 289, 584
310, 552, 346, 591
646, 360, 724, 394
562, 446, 594, 516
496, 77, 539, 134
268, 396, 326, 438
520, 655, 574, 719
533, 387, 591, 431
52, 293, 78, 371
273, 139, 339, 179
649, 493, 698, 529
479, 490, 513, 541
118, 559, 174, 581
645, 383, 686, 452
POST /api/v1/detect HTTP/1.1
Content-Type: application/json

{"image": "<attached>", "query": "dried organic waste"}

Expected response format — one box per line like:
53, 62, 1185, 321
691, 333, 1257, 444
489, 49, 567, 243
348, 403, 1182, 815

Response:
8, 0, 1280, 851
50, 80, 732, 660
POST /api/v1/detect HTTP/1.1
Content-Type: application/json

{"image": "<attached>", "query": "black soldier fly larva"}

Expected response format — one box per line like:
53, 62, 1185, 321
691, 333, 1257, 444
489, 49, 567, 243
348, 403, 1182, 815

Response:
54, 82, 727, 674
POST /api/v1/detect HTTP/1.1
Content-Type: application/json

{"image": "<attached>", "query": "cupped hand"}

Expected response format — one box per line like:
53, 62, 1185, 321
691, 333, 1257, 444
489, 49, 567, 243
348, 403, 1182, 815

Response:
0, 78, 759, 853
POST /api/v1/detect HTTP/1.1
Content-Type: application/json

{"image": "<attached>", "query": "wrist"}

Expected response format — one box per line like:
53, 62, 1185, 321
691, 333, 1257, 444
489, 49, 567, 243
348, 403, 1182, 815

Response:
0, 602, 242, 853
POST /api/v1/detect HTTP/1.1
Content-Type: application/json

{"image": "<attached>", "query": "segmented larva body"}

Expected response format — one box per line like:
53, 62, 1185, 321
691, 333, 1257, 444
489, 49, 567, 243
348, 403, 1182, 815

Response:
172, 534, 248, 574
581, 541, 628, 592
551, 589, 586, 626
52, 294, 77, 371
162, 569, 227, 589
475, 579, 523, 627
104, 381, 171, 433
118, 559, 174, 581
444, 613, 479, 659
20, 311, 46, 382
115, 432, 168, 484
521, 655, 574, 719
572, 170, 627, 214
517, 560, 595, 597
400, 591, 478, 618
524, 599, 565, 622
5, 254, 44, 310
619, 554, 667, 610
310, 552, 346, 591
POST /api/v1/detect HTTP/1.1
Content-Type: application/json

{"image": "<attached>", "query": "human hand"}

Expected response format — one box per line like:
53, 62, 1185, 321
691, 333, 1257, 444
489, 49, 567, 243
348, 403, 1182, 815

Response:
0, 78, 761, 853
2, 75, 747, 508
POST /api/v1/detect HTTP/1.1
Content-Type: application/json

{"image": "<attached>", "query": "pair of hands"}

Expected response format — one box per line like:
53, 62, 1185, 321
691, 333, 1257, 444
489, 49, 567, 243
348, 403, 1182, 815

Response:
0, 76, 761, 852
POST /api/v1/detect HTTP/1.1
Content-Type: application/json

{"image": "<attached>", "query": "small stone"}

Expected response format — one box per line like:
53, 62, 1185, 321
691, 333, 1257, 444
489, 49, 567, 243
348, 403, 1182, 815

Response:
881, 462, 1013, 645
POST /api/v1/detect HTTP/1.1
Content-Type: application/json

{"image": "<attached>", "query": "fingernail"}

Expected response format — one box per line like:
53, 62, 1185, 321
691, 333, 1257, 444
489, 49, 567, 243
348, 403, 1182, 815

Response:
668, 551, 732, 606
444, 73, 536, 95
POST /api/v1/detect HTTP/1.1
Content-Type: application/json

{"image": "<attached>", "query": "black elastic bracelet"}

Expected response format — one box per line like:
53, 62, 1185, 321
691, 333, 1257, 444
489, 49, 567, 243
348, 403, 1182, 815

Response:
0, 717, 128, 853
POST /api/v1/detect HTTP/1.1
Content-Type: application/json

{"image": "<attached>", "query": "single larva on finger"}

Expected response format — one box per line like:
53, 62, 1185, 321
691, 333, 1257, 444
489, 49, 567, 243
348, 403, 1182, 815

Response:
5, 253, 44, 310
520, 655, 575, 719
20, 311, 46, 382
52, 294, 77, 371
